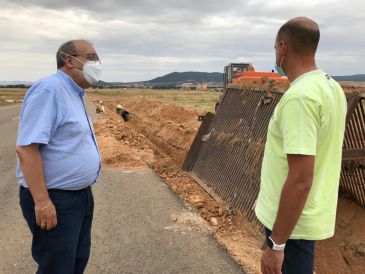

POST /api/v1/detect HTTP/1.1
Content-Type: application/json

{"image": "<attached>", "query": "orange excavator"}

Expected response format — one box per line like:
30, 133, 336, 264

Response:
223, 63, 290, 91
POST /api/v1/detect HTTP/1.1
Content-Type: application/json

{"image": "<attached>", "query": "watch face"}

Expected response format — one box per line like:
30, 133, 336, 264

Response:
267, 237, 273, 249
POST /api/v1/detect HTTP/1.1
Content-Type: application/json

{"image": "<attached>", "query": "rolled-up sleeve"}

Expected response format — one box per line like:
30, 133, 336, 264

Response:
16, 86, 59, 146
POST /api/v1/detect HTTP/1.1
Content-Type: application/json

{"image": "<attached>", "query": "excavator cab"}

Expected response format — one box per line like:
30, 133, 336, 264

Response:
223, 62, 289, 92
223, 63, 251, 90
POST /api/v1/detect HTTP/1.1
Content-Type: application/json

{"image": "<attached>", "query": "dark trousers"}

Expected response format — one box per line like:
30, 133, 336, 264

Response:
265, 228, 315, 274
116, 109, 129, 121
19, 186, 94, 274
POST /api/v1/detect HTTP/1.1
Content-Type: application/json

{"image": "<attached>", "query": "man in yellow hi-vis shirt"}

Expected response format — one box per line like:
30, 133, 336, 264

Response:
255, 17, 347, 274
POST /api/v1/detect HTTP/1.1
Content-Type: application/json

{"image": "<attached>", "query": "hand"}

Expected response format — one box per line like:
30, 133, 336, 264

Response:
35, 200, 58, 230
261, 247, 284, 274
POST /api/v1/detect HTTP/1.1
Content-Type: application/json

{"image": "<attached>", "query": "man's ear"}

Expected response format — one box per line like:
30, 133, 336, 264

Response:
64, 54, 74, 68
280, 41, 287, 56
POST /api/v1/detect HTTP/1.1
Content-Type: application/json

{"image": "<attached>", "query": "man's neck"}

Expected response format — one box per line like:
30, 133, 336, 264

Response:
60, 67, 88, 89
285, 57, 317, 83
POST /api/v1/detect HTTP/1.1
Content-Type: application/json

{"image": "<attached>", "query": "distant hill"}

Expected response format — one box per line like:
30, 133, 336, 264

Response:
97, 71, 224, 88
332, 74, 365, 82
148, 71, 223, 84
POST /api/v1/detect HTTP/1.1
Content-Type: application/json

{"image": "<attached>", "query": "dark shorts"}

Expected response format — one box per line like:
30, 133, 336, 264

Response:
265, 227, 315, 274
19, 186, 94, 274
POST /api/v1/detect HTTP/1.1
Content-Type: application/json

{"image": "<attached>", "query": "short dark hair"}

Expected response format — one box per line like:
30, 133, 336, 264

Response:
56, 40, 77, 69
277, 18, 320, 55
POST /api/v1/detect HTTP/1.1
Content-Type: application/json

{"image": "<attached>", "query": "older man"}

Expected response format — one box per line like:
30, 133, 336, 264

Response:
16, 40, 102, 274
255, 17, 347, 274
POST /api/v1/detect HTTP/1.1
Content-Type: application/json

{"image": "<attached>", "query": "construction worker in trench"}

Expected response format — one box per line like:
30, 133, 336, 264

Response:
116, 104, 129, 121
96, 100, 105, 113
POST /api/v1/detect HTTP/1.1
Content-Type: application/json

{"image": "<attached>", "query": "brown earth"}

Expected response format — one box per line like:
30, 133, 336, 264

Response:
231, 79, 365, 95
340, 82, 365, 94
90, 94, 365, 274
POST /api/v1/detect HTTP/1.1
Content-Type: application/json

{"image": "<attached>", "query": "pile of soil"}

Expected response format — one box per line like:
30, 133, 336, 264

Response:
340, 82, 365, 94
90, 94, 365, 274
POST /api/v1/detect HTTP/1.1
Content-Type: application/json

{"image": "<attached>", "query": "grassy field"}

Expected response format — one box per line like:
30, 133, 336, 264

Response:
0, 87, 221, 112
90, 88, 221, 113
0, 88, 27, 105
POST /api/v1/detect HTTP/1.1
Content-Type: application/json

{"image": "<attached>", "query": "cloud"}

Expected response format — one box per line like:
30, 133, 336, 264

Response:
0, 0, 364, 81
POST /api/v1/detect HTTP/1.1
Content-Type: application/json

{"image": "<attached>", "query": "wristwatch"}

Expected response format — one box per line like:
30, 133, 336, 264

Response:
267, 236, 286, 251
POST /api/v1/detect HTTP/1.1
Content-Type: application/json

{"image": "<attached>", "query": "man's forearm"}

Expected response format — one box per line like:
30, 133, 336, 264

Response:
271, 178, 312, 244
16, 144, 50, 206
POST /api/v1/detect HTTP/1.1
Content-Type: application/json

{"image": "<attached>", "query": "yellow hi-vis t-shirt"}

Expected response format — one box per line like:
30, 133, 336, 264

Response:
255, 69, 347, 240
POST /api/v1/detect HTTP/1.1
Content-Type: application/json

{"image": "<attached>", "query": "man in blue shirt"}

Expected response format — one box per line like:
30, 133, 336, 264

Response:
16, 39, 102, 274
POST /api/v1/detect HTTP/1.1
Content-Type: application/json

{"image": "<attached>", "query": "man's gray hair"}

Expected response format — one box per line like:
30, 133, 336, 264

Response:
56, 39, 92, 69
56, 41, 77, 69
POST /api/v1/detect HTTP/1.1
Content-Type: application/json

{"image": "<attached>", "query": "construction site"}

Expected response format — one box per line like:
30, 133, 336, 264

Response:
89, 66, 365, 274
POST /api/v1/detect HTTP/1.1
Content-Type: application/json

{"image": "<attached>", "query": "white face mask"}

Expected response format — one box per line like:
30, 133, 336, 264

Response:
80, 60, 103, 86
60, 51, 103, 86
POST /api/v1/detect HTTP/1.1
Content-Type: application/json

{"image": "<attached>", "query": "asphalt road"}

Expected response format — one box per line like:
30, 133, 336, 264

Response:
0, 97, 245, 274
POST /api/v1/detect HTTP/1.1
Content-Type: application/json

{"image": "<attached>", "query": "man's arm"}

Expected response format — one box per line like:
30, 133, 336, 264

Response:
271, 154, 315, 243
261, 154, 315, 274
16, 144, 57, 230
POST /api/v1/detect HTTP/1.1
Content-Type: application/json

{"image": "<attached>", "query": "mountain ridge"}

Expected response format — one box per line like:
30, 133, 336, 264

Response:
332, 74, 365, 82
147, 71, 223, 84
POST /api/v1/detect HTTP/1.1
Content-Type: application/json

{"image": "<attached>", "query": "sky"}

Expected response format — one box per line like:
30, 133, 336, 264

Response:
0, 0, 364, 82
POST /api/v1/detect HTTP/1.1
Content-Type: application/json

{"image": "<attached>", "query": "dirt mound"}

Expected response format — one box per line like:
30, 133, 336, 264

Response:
316, 199, 365, 274
165, 211, 210, 233
340, 82, 365, 94
230, 77, 290, 93
93, 112, 155, 169
123, 95, 201, 125
102, 96, 201, 166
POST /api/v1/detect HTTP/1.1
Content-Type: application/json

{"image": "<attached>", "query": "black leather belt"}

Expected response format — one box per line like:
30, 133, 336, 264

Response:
20, 185, 91, 193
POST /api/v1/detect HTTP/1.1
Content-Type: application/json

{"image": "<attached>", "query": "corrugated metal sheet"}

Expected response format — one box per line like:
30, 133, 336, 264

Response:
341, 93, 365, 206
183, 88, 365, 221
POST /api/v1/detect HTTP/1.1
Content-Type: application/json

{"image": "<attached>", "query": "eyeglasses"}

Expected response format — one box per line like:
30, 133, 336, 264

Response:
72, 53, 100, 62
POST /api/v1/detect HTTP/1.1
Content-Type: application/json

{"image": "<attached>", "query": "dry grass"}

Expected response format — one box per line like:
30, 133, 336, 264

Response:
0, 88, 27, 105
90, 88, 221, 113
0, 87, 221, 112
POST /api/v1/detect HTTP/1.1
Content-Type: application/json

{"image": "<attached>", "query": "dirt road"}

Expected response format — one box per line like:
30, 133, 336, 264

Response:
0, 99, 245, 273
0, 104, 35, 273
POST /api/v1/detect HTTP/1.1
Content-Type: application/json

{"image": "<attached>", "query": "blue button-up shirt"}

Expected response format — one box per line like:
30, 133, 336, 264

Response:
16, 70, 101, 190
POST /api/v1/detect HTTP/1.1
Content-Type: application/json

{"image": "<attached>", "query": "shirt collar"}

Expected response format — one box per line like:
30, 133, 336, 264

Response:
56, 70, 85, 96
290, 69, 323, 87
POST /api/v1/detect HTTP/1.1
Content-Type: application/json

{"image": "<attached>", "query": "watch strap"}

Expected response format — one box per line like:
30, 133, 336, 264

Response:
268, 236, 286, 251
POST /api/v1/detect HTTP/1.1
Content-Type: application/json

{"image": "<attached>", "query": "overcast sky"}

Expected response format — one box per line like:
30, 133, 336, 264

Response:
0, 0, 364, 82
